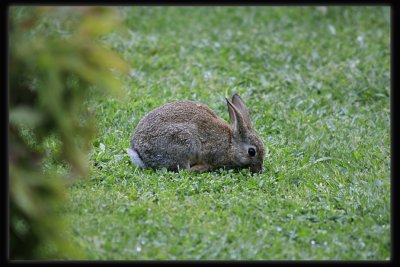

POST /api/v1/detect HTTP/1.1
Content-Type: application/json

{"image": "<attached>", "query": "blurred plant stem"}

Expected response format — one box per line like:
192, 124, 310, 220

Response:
9, 6, 130, 259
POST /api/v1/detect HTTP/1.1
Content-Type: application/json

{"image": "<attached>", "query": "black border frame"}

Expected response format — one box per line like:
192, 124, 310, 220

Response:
3, 1, 398, 265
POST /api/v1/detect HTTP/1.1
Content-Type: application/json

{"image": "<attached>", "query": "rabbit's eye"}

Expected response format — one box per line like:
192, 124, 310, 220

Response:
248, 147, 256, 157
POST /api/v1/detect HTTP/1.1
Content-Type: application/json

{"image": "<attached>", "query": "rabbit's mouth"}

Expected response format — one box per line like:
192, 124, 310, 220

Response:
250, 164, 263, 174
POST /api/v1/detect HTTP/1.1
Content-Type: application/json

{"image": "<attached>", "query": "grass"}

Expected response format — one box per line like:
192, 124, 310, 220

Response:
48, 6, 389, 260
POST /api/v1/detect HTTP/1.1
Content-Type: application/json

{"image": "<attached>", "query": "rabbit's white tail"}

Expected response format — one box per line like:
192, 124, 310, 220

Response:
127, 148, 145, 168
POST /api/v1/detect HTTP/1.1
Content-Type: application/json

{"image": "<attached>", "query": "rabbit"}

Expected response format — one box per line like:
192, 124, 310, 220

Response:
128, 94, 265, 173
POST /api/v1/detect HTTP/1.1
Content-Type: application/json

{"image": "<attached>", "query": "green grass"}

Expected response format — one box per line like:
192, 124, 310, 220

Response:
55, 6, 389, 259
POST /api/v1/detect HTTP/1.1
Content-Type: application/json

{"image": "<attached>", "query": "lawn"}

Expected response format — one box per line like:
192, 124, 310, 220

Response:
55, 6, 389, 260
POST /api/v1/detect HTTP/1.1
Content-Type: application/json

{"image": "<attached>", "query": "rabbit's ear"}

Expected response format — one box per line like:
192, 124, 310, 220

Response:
232, 94, 252, 129
226, 98, 248, 137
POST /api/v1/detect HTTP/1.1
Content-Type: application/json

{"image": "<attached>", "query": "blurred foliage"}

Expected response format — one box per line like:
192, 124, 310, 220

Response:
9, 6, 130, 259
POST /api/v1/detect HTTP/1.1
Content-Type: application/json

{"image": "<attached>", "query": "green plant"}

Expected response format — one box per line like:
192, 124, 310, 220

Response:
9, 6, 129, 259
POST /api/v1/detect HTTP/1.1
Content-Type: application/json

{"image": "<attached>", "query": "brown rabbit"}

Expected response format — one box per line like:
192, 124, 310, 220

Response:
128, 94, 264, 173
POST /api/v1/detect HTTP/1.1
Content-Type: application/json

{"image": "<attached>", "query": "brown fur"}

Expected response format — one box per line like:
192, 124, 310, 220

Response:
130, 95, 265, 173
